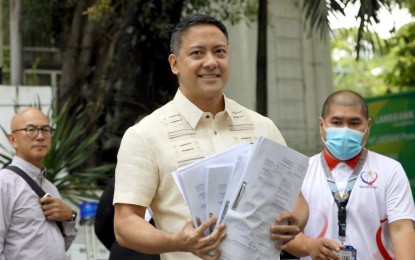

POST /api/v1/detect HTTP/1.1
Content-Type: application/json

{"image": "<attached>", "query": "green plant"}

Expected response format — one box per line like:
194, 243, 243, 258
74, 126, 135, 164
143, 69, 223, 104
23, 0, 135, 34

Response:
0, 100, 115, 205
0, 127, 13, 166
384, 22, 415, 90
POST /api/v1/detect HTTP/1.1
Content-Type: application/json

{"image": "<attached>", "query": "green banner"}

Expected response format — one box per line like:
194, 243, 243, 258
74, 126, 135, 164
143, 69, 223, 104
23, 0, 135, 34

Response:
366, 91, 415, 197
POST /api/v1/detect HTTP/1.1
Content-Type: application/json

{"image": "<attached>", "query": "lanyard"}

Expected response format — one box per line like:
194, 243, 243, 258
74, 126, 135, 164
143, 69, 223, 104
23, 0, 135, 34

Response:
321, 149, 367, 244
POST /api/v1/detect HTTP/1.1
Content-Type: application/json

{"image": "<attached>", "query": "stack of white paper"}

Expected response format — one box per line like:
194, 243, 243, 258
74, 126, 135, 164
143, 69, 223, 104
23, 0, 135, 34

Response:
172, 136, 309, 260
172, 141, 251, 229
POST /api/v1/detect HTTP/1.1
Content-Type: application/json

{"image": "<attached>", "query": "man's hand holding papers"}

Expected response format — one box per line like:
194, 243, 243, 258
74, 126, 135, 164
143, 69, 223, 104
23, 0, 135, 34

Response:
270, 210, 302, 250
177, 216, 226, 260
172, 136, 309, 260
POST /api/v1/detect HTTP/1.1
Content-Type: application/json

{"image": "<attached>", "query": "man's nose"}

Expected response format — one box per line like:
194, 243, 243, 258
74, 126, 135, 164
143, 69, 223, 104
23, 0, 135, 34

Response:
203, 53, 218, 69
35, 129, 46, 139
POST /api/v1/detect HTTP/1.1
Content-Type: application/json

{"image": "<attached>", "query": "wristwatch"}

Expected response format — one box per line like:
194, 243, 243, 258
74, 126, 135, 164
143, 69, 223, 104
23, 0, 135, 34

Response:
68, 210, 77, 222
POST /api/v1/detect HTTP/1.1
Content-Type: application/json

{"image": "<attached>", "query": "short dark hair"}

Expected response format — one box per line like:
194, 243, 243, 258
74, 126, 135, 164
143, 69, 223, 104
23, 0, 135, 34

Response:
322, 90, 369, 119
169, 13, 229, 55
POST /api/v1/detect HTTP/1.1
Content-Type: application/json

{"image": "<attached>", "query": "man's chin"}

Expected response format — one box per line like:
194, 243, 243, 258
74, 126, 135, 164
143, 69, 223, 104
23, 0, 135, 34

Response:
32, 150, 49, 159
203, 85, 224, 96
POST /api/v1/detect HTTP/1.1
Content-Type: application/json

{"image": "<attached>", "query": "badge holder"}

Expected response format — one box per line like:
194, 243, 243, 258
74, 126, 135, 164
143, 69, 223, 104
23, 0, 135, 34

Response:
336, 245, 357, 260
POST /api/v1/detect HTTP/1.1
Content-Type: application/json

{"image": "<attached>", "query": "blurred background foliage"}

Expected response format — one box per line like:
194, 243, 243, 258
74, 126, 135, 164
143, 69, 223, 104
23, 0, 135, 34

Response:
331, 21, 415, 96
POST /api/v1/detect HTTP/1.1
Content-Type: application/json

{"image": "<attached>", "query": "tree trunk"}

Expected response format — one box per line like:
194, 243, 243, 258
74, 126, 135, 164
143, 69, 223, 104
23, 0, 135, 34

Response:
60, 0, 92, 104
256, 0, 267, 116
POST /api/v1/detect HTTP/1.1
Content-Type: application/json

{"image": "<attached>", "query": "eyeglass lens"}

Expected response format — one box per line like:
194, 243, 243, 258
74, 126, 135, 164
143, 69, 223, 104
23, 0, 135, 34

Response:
26, 126, 53, 137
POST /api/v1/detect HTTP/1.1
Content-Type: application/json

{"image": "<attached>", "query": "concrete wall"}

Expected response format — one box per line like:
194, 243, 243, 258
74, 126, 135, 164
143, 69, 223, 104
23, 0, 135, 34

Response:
225, 0, 333, 156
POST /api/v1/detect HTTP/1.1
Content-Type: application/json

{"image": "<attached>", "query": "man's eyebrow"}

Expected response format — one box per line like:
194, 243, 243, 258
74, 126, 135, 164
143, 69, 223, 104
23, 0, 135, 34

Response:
188, 45, 205, 49
24, 124, 51, 127
188, 43, 227, 49
215, 43, 227, 48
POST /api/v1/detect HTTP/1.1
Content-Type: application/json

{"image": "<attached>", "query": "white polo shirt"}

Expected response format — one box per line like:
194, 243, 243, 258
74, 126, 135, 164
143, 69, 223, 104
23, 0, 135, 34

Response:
301, 150, 415, 260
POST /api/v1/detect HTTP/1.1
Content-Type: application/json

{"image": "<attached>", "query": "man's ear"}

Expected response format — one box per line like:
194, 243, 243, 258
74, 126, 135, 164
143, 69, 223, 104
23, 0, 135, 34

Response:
366, 117, 372, 136
318, 117, 325, 140
7, 133, 17, 149
318, 117, 324, 128
168, 54, 179, 75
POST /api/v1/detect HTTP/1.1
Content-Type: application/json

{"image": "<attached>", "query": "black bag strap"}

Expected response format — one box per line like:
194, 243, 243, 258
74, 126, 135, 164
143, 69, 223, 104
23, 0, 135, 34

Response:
5, 165, 47, 197
4, 165, 67, 237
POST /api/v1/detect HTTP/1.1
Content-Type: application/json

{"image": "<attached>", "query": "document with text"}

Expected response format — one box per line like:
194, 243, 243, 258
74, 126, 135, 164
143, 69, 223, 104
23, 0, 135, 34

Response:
218, 136, 309, 260
172, 136, 309, 260
172, 141, 251, 228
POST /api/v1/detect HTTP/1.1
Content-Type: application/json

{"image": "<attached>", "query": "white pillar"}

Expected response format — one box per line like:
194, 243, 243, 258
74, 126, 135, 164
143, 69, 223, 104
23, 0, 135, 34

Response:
0, 1, 4, 84
9, 0, 23, 86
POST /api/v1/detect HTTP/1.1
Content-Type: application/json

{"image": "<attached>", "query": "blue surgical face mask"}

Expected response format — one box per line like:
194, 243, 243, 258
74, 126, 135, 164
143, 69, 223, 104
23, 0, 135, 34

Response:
322, 124, 367, 161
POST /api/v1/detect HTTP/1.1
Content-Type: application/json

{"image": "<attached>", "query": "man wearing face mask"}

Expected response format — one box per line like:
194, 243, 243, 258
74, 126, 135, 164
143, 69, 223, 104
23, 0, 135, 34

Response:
284, 90, 415, 260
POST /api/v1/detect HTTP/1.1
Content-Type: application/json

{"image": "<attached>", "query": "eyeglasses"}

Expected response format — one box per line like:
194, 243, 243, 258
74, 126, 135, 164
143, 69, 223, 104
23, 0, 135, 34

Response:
12, 125, 55, 138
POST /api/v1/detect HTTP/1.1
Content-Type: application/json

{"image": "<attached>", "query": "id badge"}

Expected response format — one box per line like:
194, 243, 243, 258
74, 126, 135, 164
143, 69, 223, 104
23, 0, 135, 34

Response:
337, 245, 357, 260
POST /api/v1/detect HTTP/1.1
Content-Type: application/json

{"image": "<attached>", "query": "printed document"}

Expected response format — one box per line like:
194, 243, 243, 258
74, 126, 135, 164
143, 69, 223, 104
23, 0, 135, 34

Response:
172, 136, 309, 259
172, 141, 251, 228
218, 136, 308, 260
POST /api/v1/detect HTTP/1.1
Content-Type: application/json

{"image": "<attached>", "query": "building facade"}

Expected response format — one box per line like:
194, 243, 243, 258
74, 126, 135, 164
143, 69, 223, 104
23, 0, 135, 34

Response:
225, 0, 333, 155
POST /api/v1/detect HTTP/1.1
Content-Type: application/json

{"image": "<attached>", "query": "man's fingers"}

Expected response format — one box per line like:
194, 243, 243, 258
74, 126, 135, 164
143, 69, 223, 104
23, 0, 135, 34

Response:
276, 212, 299, 225
317, 239, 343, 260
199, 223, 226, 247
39, 196, 53, 204
196, 216, 218, 233
321, 238, 343, 252
194, 222, 226, 260
189, 217, 218, 240
202, 249, 221, 260
199, 236, 225, 260
204, 232, 226, 250
183, 216, 226, 259
270, 224, 300, 240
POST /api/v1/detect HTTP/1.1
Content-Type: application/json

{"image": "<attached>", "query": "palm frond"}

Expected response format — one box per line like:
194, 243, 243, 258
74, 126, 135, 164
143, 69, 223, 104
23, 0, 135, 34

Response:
43, 100, 115, 204
303, 0, 331, 39
302, 0, 405, 58
0, 126, 13, 166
